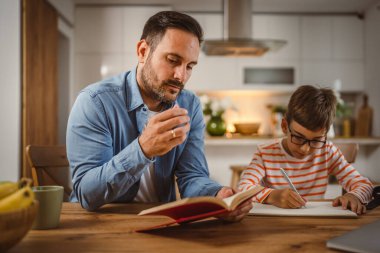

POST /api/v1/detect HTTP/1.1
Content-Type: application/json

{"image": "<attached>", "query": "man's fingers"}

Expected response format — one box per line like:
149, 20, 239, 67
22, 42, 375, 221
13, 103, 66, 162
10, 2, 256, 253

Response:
238, 200, 253, 213
152, 107, 188, 123
157, 115, 190, 133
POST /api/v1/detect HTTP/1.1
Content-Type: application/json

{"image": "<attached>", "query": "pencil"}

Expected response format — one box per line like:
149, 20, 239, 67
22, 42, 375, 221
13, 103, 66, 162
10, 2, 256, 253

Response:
279, 168, 306, 207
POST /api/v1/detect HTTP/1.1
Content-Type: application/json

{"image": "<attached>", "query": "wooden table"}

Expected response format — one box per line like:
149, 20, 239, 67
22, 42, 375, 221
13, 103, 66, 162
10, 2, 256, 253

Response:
9, 203, 380, 253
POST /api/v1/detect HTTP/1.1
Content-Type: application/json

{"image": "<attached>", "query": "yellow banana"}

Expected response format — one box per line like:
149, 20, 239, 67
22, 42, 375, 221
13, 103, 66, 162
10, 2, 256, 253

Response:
0, 186, 35, 212
0, 178, 33, 200
0, 181, 19, 200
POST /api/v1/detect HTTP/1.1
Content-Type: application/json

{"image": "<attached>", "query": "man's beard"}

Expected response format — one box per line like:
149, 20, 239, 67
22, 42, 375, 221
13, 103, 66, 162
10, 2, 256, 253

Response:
140, 58, 184, 106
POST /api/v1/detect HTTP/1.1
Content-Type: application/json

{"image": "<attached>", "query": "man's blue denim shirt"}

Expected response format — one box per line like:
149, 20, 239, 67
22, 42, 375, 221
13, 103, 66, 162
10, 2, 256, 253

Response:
66, 70, 222, 210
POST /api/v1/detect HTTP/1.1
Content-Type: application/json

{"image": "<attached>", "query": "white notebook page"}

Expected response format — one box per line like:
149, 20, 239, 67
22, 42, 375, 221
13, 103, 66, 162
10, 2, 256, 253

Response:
249, 201, 357, 217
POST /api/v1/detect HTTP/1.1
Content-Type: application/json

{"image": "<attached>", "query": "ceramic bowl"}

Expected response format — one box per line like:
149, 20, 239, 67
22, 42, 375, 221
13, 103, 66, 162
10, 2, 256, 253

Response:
234, 122, 261, 135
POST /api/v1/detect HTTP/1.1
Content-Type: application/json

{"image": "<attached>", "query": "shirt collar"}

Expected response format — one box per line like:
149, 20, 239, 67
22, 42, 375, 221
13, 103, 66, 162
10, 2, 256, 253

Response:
126, 68, 144, 112
125, 68, 177, 112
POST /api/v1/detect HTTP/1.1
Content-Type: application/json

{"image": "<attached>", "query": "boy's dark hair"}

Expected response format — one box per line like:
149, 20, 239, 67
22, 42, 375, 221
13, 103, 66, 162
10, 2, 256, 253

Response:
140, 11, 203, 52
286, 85, 337, 132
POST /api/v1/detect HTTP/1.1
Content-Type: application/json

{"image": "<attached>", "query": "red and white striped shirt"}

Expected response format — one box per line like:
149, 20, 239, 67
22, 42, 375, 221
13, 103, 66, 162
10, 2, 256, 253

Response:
238, 139, 373, 204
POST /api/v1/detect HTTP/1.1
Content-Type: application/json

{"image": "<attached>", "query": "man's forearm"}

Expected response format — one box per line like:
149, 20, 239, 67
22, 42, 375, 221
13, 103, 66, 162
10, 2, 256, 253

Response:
71, 138, 153, 210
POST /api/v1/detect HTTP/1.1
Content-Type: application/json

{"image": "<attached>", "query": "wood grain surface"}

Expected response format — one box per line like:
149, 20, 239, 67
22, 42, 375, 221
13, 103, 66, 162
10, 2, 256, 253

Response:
9, 202, 380, 253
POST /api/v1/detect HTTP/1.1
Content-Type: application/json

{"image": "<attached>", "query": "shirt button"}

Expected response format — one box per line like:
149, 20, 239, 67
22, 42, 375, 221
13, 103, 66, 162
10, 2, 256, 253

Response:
142, 107, 147, 111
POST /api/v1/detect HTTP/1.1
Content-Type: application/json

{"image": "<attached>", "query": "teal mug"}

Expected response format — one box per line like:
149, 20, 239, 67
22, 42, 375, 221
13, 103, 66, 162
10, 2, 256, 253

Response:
32, 186, 64, 229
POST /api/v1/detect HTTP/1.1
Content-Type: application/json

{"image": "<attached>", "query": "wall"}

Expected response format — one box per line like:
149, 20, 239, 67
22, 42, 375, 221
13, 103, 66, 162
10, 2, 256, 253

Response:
365, 1, 380, 137
0, 0, 21, 181
364, 1, 380, 183
47, 0, 75, 25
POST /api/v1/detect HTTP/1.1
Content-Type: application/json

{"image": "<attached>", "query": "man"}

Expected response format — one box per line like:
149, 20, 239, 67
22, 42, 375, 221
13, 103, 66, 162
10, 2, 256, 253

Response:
67, 11, 251, 221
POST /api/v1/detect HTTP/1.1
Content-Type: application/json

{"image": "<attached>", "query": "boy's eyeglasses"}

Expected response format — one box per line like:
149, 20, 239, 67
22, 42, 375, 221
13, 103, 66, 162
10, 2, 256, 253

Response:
288, 126, 326, 149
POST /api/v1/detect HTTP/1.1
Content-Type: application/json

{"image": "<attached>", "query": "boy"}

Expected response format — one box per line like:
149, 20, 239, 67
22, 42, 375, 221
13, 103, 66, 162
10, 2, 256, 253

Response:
238, 85, 373, 215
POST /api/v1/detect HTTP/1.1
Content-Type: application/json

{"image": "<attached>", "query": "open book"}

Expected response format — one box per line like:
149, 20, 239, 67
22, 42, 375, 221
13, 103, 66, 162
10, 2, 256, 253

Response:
137, 186, 264, 231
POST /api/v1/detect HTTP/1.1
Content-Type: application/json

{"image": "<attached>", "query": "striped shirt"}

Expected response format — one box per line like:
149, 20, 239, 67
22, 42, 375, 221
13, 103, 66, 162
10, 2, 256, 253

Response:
238, 139, 373, 204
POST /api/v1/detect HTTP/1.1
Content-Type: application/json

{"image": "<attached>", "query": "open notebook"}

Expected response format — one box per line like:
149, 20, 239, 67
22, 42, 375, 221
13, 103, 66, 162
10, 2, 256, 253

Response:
249, 201, 357, 217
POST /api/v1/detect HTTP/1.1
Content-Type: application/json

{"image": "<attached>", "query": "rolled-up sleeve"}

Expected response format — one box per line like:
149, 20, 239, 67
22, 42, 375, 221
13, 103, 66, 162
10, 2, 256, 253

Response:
67, 91, 152, 210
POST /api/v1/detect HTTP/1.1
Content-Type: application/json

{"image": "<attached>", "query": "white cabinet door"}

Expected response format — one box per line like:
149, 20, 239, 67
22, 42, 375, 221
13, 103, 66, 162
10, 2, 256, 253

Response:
332, 16, 364, 60
301, 17, 332, 60
301, 60, 364, 91
187, 55, 238, 91
189, 13, 223, 40
252, 15, 300, 60
300, 16, 364, 91
186, 13, 238, 91
123, 6, 171, 53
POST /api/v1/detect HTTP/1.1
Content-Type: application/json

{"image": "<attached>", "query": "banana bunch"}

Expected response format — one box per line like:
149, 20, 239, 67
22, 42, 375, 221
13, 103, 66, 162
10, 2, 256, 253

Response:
0, 178, 35, 212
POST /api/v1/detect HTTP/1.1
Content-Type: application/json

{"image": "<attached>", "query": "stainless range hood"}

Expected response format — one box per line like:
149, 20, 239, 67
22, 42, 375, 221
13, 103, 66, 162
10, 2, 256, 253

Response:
202, 0, 286, 56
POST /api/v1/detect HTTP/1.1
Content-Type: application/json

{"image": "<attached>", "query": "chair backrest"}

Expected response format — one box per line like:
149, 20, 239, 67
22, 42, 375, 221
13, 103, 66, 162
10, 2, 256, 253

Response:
26, 145, 72, 201
229, 142, 359, 188
334, 143, 358, 163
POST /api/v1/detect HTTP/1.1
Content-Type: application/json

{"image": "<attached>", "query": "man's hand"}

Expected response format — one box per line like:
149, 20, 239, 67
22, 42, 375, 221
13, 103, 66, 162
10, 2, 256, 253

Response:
332, 193, 366, 215
138, 105, 190, 158
264, 189, 306, 209
216, 187, 253, 222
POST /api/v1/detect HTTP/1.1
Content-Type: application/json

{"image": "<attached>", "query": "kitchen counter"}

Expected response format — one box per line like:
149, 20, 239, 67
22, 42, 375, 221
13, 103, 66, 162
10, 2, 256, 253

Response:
204, 135, 380, 188
205, 135, 380, 146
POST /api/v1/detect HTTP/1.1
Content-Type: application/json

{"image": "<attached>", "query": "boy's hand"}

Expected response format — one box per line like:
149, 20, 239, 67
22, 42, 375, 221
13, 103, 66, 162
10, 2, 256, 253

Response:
215, 187, 253, 222
332, 193, 366, 215
264, 189, 306, 209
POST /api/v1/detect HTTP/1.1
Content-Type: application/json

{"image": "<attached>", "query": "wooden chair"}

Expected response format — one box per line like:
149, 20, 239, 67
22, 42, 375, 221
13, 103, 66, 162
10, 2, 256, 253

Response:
230, 143, 359, 189
26, 145, 72, 201
335, 143, 358, 164
230, 165, 247, 189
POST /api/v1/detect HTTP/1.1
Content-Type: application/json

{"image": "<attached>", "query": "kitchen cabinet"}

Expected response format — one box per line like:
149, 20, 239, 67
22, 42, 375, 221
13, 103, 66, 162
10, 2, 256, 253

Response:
187, 55, 238, 91
74, 8, 366, 93
188, 13, 223, 40
301, 60, 364, 92
236, 58, 300, 91
301, 17, 332, 60
332, 17, 364, 60
74, 6, 170, 88
252, 15, 300, 60
187, 13, 238, 90
188, 13, 300, 91
300, 16, 364, 91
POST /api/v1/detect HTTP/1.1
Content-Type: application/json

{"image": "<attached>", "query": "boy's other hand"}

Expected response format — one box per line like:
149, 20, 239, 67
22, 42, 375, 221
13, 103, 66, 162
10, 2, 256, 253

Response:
216, 187, 253, 222
332, 193, 366, 215
264, 188, 306, 209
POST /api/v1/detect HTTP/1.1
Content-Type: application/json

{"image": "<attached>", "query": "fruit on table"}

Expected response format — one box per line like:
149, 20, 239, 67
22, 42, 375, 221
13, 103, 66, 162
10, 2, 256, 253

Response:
0, 182, 18, 200
0, 178, 35, 212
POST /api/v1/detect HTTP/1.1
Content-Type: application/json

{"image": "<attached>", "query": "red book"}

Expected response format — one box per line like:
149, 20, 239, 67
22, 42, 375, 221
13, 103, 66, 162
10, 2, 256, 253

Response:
136, 186, 264, 232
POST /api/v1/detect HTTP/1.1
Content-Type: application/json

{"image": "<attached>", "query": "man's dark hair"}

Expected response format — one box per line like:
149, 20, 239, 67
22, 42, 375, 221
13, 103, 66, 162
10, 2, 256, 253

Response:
286, 85, 337, 132
140, 11, 203, 52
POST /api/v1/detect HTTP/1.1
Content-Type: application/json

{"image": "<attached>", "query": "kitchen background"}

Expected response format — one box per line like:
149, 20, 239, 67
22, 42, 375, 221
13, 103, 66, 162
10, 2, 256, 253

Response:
1, 0, 380, 197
